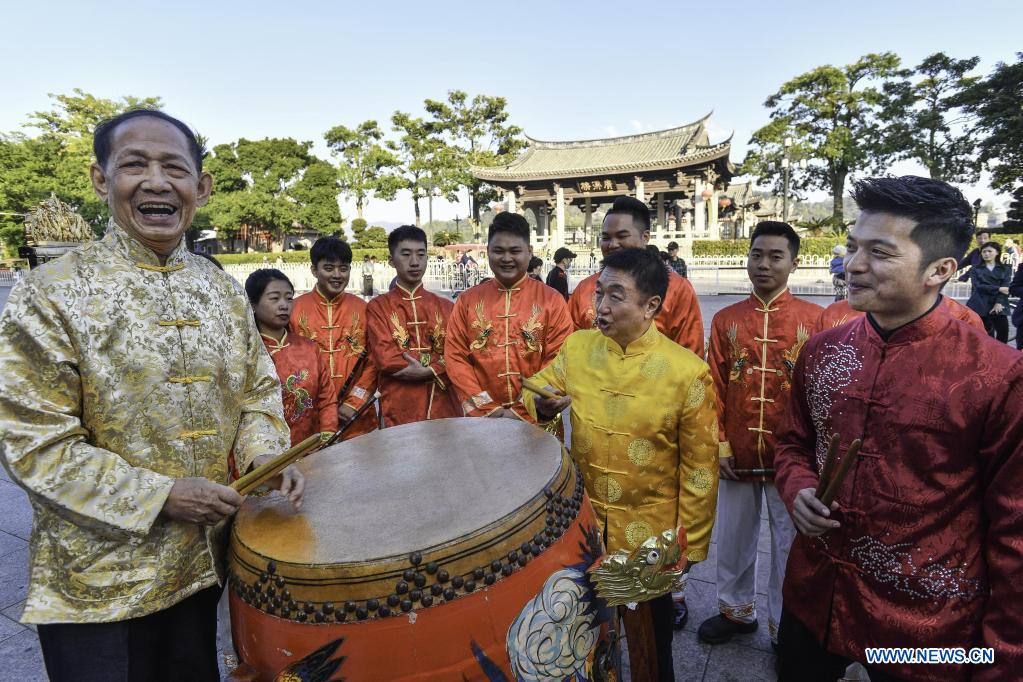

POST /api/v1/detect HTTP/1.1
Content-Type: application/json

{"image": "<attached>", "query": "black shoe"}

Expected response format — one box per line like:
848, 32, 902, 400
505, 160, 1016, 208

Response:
672, 600, 688, 630
697, 614, 758, 645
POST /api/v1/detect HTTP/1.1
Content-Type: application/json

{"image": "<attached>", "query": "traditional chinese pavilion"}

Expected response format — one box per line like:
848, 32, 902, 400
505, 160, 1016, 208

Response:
471, 113, 735, 253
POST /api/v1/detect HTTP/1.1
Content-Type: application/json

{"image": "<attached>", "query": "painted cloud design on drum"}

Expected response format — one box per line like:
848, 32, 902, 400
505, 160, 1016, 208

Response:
507, 568, 599, 680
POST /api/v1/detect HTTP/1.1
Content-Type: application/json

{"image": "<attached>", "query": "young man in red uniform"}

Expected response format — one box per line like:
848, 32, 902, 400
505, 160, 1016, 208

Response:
246, 269, 338, 445
776, 176, 1023, 681
698, 222, 822, 647
290, 237, 377, 440
366, 225, 460, 427
445, 212, 573, 422
568, 196, 704, 357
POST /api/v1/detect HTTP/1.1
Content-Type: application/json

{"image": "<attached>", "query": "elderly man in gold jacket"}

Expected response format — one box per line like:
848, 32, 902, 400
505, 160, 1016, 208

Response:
525, 247, 719, 682
0, 110, 298, 682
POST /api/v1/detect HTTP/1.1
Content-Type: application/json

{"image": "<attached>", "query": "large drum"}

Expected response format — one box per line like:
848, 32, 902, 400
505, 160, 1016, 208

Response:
228, 418, 615, 681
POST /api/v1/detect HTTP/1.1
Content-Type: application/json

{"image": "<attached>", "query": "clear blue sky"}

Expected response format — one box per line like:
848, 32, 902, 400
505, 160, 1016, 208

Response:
2, 0, 1020, 221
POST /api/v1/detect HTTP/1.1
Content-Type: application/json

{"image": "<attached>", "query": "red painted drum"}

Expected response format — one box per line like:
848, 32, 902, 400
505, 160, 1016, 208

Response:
228, 418, 615, 681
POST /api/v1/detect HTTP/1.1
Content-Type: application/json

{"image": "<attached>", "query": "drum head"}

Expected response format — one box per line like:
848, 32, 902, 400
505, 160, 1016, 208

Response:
233, 417, 563, 565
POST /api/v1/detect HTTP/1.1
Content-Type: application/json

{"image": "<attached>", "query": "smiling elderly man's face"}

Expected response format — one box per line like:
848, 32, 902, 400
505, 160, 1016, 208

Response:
91, 116, 212, 258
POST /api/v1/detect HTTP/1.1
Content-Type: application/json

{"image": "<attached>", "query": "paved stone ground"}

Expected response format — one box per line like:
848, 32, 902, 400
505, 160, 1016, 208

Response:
0, 288, 1010, 680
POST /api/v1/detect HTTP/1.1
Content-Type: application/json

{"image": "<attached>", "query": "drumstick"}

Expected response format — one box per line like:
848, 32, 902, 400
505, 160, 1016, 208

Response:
820, 438, 862, 506
732, 468, 775, 476
813, 434, 842, 499
231, 433, 323, 495
521, 379, 564, 401
323, 395, 379, 448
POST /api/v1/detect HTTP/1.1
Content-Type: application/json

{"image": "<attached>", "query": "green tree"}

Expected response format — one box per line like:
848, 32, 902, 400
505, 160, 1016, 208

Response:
324, 120, 401, 220
202, 138, 314, 248
390, 111, 460, 228
744, 53, 906, 223
0, 90, 162, 250
423, 90, 525, 225
291, 159, 344, 236
959, 53, 1023, 192
882, 53, 981, 182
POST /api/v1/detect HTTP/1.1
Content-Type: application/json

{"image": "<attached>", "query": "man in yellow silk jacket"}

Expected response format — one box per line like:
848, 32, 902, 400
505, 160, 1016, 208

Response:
524, 247, 719, 682
0, 110, 300, 681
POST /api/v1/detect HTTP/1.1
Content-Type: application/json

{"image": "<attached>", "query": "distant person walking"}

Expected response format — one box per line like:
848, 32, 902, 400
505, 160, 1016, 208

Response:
666, 241, 687, 278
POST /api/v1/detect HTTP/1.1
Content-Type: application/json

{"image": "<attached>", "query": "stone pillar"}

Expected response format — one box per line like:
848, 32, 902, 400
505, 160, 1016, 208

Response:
708, 188, 720, 240
505, 190, 517, 214
693, 179, 706, 236
554, 184, 566, 249
656, 193, 665, 235
635, 176, 645, 203
584, 197, 593, 243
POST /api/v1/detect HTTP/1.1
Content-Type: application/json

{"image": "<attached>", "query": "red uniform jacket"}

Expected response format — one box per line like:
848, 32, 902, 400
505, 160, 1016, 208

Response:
261, 331, 338, 445
568, 269, 705, 357
445, 276, 573, 421
290, 287, 377, 440
366, 284, 460, 427
775, 309, 1023, 681
815, 295, 984, 333
707, 290, 822, 480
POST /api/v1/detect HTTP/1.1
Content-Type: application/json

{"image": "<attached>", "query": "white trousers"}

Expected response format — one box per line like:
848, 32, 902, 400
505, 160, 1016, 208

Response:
715, 479, 795, 641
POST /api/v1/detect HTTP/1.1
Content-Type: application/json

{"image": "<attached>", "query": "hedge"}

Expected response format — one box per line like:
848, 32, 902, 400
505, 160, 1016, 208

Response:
213, 248, 392, 265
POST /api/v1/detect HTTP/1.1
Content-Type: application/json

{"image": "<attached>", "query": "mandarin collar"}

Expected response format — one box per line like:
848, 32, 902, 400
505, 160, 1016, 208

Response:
494, 275, 528, 293
864, 296, 947, 346
105, 219, 189, 268
396, 281, 422, 297
606, 320, 660, 356
314, 284, 346, 304
750, 288, 792, 309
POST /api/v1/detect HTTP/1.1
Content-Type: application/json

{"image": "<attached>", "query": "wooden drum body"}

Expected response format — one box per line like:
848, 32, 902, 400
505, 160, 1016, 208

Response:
228, 418, 615, 681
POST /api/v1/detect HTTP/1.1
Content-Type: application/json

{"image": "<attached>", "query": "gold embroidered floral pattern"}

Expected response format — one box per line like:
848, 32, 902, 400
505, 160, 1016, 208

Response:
573, 430, 593, 455
628, 438, 655, 466
469, 301, 494, 351
686, 378, 706, 409
626, 521, 654, 548
727, 323, 749, 382
520, 303, 544, 355
593, 474, 623, 503
685, 467, 713, 493
641, 353, 669, 379
389, 312, 411, 351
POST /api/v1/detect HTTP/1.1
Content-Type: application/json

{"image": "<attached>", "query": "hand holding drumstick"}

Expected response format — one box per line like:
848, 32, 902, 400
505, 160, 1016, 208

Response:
522, 379, 571, 421
792, 434, 862, 537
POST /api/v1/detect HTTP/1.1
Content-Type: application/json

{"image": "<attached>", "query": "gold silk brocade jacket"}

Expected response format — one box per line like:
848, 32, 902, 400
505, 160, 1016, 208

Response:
524, 326, 720, 560
0, 223, 290, 624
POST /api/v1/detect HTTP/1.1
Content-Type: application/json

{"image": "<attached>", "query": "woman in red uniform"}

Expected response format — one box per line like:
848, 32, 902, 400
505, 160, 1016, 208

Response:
246, 269, 338, 445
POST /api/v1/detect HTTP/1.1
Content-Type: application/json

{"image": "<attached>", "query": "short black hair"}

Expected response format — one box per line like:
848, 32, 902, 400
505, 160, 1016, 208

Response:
528, 256, 543, 271
94, 109, 206, 172
976, 229, 992, 237
488, 212, 531, 244
750, 221, 800, 258
667, 241, 679, 251
604, 196, 651, 233
310, 236, 352, 266
244, 268, 293, 306
388, 224, 428, 254
602, 247, 668, 313
981, 241, 1002, 257
851, 176, 974, 266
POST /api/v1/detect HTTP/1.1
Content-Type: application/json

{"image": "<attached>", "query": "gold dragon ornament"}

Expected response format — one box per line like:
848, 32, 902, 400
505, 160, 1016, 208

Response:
588, 528, 688, 607
469, 301, 494, 351
520, 303, 545, 354
726, 323, 749, 382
